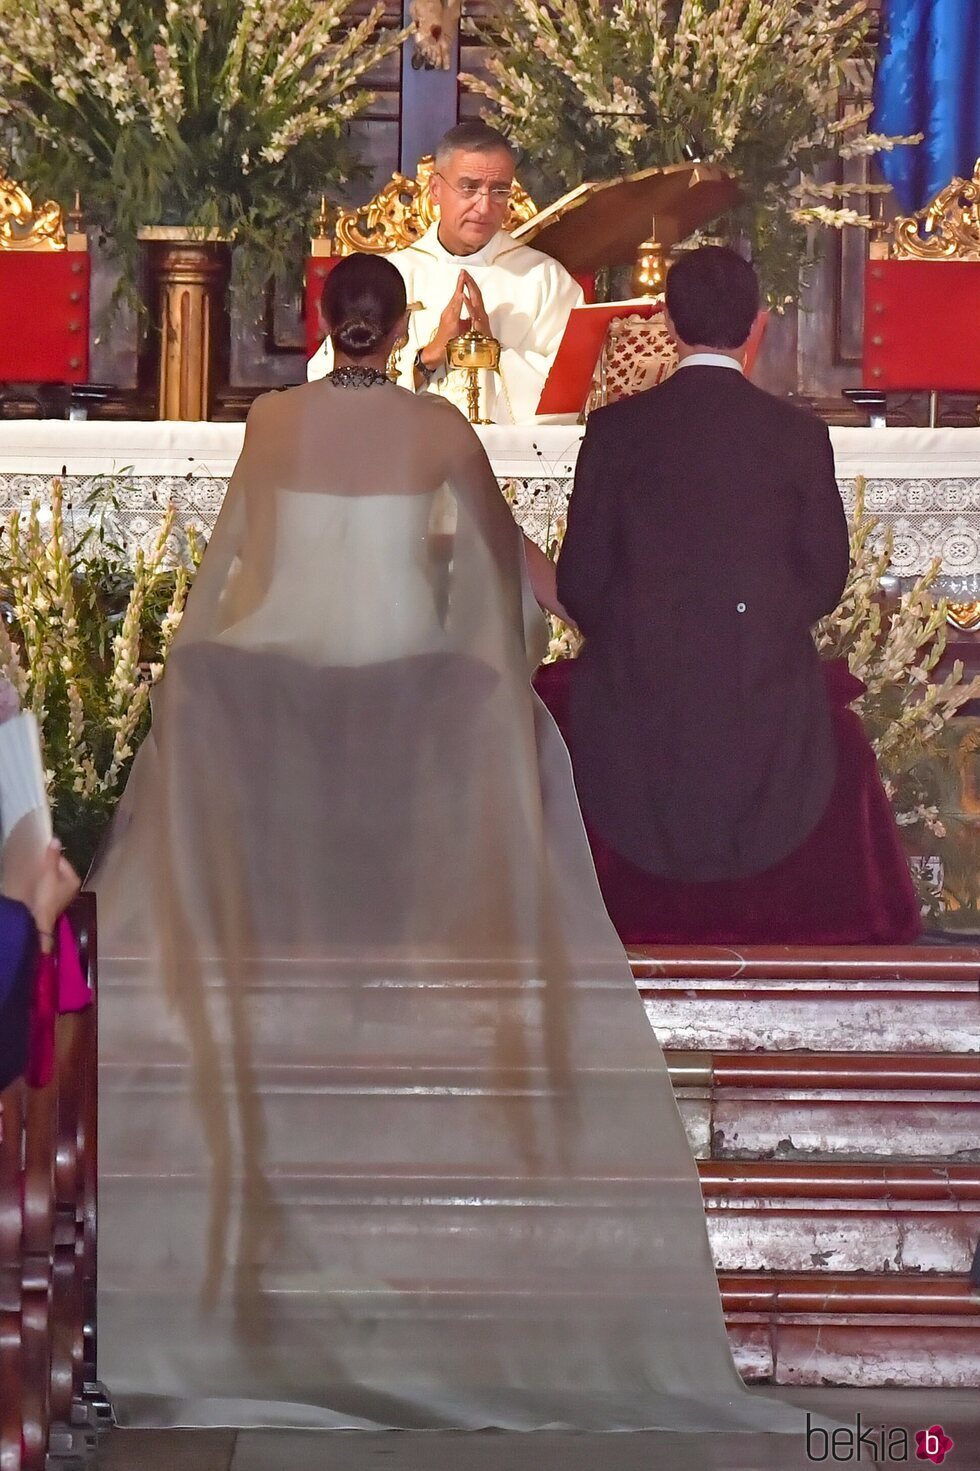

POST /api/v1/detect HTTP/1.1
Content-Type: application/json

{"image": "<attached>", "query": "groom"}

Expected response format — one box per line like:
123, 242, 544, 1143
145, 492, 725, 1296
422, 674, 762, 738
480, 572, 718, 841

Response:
555, 246, 851, 888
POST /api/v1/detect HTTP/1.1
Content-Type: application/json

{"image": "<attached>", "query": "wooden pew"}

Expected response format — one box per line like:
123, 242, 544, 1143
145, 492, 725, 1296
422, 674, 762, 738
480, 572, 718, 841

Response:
0, 894, 100, 1470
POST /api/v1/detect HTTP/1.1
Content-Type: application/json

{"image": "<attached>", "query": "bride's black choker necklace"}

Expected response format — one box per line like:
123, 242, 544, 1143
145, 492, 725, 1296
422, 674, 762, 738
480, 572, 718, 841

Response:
328, 365, 391, 388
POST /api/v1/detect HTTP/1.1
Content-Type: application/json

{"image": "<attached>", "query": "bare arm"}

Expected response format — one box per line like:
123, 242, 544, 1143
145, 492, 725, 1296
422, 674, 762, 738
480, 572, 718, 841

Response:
442, 407, 569, 627
522, 534, 571, 622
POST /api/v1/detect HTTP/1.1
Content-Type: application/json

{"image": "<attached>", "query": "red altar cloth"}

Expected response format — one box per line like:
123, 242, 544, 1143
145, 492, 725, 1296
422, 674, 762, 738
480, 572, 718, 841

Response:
863, 259, 980, 393
0, 253, 89, 382
533, 658, 922, 947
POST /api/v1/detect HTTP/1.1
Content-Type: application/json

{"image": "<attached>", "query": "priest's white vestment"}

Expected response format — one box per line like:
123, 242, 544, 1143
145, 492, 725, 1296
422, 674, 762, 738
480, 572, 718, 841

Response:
307, 223, 584, 424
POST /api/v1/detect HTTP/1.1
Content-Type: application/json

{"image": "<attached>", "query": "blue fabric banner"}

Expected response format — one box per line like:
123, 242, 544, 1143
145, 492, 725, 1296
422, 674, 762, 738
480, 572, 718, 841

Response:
872, 0, 980, 213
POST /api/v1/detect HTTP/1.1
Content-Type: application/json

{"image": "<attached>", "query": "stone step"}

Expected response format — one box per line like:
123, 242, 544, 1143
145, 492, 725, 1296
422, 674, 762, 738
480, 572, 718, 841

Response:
721, 1272, 980, 1388
699, 1160, 980, 1275
99, 1159, 980, 1280
97, 1270, 980, 1390
631, 944, 980, 1053
665, 1050, 980, 1162
631, 946, 980, 982
640, 950, 980, 1386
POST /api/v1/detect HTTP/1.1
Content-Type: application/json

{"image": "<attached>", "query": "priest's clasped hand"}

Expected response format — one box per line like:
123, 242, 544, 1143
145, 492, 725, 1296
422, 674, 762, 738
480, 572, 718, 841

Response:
418, 270, 492, 378
459, 271, 491, 337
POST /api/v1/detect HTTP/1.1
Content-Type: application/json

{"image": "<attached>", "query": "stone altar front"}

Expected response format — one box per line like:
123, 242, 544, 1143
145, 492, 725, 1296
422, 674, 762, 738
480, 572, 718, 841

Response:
0, 421, 978, 591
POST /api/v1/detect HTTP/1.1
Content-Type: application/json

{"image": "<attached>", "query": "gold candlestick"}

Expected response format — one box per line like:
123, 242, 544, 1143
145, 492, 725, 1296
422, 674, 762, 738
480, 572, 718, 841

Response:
447, 327, 501, 424
632, 215, 668, 297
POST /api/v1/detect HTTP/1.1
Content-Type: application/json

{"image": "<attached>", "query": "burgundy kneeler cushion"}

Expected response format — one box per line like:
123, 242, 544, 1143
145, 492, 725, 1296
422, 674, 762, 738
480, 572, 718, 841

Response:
533, 658, 922, 947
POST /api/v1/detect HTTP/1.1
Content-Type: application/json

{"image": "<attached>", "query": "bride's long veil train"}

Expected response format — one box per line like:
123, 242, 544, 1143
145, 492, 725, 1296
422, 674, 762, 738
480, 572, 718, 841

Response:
92, 381, 808, 1432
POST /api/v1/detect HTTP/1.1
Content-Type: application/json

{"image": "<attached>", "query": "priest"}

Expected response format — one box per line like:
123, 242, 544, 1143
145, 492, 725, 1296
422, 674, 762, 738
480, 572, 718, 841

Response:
307, 120, 584, 423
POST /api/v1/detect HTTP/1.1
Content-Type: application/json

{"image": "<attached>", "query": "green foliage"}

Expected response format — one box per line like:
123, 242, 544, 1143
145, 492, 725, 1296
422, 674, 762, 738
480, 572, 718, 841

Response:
463, 0, 910, 302
814, 479, 980, 915
0, 477, 202, 872
0, 0, 408, 288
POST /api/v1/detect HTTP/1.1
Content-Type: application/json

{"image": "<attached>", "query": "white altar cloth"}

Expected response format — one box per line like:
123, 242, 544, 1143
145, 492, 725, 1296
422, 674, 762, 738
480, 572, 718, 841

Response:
0, 420, 978, 585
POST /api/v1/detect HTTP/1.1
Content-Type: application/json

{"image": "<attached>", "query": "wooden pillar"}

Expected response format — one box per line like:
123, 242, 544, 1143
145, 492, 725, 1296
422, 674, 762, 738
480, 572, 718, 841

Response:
399, 0, 459, 174
137, 229, 231, 422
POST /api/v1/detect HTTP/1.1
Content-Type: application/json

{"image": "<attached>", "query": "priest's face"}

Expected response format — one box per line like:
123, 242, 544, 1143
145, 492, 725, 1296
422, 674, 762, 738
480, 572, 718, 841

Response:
431, 147, 515, 255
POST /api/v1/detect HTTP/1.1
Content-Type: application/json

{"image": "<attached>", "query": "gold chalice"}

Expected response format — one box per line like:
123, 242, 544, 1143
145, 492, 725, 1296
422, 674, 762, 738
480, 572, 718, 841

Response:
447, 327, 501, 425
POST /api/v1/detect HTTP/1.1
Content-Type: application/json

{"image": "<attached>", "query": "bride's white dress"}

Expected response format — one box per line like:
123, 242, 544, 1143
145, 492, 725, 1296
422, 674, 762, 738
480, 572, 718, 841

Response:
91, 380, 806, 1432
217, 491, 454, 665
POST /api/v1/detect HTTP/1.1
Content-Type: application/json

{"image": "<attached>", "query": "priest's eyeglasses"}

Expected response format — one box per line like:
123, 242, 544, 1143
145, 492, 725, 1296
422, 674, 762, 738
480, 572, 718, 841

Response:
436, 174, 513, 204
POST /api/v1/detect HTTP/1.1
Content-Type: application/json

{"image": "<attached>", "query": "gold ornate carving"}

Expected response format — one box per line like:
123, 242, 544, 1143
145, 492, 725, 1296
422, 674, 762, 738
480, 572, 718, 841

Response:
954, 723, 980, 816
333, 157, 537, 256
0, 173, 67, 252
891, 158, 980, 261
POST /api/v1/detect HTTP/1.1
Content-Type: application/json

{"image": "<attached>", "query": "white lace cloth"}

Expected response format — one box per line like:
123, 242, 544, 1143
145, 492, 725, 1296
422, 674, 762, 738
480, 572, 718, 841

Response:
0, 420, 978, 589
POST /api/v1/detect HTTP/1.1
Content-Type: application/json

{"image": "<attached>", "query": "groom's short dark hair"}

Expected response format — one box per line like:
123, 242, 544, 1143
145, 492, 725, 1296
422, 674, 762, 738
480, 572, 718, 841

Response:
665, 246, 760, 349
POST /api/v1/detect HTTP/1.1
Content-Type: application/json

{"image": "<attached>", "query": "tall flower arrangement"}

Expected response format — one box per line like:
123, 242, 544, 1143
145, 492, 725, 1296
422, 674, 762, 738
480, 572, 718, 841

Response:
815, 479, 980, 915
0, 0, 408, 283
0, 478, 201, 870
462, 0, 918, 300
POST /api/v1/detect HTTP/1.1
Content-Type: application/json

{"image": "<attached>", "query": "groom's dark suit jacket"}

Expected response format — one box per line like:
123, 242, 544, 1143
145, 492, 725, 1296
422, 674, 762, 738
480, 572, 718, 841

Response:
556, 365, 850, 883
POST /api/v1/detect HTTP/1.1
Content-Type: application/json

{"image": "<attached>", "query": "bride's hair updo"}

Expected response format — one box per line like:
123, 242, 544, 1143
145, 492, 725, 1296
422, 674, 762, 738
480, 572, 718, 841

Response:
321, 253, 407, 359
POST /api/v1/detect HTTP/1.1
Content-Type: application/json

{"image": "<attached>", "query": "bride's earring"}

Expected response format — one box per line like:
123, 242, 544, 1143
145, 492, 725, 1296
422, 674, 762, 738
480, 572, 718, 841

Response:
387, 331, 409, 381
388, 303, 422, 381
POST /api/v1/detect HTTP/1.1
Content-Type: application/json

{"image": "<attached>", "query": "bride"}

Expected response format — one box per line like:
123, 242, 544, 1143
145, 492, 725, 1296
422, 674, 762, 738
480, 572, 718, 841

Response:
92, 254, 807, 1434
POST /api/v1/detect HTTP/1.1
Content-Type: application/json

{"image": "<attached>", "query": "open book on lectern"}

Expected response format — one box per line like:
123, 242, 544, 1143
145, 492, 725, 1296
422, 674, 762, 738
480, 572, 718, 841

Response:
536, 299, 664, 417
537, 300, 769, 417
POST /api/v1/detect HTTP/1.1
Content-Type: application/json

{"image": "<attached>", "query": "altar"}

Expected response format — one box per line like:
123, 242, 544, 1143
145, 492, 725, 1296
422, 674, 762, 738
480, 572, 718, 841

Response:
0, 420, 979, 591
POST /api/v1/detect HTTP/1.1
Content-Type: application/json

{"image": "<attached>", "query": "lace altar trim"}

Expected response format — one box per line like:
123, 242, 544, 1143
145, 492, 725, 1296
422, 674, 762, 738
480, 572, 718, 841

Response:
0, 470, 977, 591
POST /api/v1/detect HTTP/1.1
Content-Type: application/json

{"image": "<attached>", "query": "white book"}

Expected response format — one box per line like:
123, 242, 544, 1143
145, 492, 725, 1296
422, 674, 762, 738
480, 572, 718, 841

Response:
0, 711, 51, 845
0, 711, 52, 879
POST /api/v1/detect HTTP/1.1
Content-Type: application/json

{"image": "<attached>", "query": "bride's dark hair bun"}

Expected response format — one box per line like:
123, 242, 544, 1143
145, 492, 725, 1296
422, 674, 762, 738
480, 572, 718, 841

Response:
334, 317, 385, 355
321, 253, 407, 360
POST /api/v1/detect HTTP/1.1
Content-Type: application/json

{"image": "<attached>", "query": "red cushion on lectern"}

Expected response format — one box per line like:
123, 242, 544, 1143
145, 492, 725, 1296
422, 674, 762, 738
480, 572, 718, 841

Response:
305, 256, 340, 361
0, 253, 89, 383
864, 259, 980, 393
